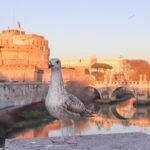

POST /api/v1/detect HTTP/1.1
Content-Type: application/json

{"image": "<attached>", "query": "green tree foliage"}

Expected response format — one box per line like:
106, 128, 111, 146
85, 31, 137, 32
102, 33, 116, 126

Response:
91, 63, 112, 81
91, 63, 112, 70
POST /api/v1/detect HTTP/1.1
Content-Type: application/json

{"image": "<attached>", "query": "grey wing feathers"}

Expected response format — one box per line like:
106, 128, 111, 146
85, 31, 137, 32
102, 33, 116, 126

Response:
64, 93, 86, 114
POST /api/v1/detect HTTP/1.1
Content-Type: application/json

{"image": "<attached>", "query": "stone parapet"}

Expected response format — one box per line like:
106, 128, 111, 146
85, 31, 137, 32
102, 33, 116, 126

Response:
0, 82, 49, 110
4, 133, 150, 150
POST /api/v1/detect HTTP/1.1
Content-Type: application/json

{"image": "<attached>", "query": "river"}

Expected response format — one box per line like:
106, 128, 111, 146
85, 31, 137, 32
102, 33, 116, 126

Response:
10, 103, 150, 140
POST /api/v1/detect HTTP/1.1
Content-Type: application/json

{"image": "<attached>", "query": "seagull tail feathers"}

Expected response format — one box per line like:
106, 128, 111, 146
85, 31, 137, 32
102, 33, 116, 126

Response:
81, 109, 97, 117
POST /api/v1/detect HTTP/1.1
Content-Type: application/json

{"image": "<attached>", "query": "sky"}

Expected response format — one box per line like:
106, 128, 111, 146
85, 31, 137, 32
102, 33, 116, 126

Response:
0, 0, 150, 61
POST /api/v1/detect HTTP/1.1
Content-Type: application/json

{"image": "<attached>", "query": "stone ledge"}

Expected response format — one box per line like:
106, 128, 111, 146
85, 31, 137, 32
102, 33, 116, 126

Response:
4, 133, 150, 150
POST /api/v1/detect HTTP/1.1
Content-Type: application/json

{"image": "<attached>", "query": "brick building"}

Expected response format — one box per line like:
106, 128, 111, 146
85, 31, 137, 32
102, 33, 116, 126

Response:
0, 28, 50, 81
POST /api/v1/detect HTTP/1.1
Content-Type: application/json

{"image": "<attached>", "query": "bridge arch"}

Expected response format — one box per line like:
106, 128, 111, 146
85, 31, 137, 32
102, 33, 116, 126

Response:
111, 86, 135, 100
112, 86, 125, 97
85, 86, 102, 100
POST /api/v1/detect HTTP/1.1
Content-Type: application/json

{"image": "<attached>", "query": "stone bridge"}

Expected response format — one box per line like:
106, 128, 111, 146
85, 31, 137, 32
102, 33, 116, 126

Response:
89, 81, 150, 103
0, 81, 150, 110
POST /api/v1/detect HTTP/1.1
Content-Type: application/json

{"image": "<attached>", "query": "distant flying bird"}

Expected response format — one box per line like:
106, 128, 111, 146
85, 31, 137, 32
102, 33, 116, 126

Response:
129, 14, 135, 19
45, 58, 94, 144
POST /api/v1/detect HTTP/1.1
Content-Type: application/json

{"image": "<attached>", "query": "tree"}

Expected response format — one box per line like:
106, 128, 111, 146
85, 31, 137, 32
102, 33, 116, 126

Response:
91, 63, 112, 81
91, 63, 112, 70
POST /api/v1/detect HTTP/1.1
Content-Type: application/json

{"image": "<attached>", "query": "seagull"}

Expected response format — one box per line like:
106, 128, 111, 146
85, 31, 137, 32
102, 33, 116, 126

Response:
129, 14, 135, 19
45, 58, 94, 144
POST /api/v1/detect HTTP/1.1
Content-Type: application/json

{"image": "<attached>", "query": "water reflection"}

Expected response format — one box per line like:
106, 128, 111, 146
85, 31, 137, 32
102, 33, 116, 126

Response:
112, 97, 136, 120
15, 102, 150, 139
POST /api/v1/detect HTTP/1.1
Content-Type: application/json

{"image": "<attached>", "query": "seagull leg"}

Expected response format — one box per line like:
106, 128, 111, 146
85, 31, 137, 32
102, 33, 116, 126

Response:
67, 120, 77, 144
51, 120, 65, 143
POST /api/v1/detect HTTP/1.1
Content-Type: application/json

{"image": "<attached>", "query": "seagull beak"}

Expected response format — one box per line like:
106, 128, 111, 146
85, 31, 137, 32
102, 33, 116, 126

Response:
48, 63, 54, 68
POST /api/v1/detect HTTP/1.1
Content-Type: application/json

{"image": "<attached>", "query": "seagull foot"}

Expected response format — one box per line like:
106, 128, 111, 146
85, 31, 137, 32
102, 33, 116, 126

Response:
67, 138, 77, 144
51, 138, 65, 143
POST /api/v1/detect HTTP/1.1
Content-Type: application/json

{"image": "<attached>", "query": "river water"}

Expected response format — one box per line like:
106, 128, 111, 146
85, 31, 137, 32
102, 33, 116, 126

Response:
13, 103, 150, 139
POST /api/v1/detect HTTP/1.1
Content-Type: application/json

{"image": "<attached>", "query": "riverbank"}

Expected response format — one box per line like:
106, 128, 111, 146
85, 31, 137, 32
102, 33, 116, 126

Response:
4, 132, 150, 150
0, 101, 55, 141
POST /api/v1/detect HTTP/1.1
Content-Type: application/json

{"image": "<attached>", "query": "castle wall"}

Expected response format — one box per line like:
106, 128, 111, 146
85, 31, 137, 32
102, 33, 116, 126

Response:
0, 29, 49, 81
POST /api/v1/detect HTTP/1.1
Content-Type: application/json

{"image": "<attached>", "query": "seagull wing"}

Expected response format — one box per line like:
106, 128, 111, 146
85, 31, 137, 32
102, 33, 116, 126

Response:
64, 93, 86, 115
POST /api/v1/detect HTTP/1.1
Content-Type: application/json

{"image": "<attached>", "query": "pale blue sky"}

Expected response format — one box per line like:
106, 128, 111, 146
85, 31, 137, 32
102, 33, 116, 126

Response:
0, 0, 150, 61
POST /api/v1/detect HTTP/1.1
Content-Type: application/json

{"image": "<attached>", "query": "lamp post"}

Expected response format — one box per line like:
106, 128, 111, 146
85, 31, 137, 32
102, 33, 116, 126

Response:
0, 46, 4, 65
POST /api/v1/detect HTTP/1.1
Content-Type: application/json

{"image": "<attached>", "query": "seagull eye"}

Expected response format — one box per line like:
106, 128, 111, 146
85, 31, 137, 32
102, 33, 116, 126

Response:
56, 61, 60, 64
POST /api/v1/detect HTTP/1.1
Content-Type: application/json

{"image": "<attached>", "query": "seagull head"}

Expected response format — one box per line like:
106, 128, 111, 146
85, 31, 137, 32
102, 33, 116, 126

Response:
48, 58, 61, 70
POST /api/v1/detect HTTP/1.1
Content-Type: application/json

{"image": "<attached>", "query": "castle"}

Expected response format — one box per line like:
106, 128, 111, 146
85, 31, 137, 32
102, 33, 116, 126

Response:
0, 28, 50, 81
0, 28, 132, 83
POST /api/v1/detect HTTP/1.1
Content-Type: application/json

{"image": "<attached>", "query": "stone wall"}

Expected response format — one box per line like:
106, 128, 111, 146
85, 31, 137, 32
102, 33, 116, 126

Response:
0, 82, 49, 109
